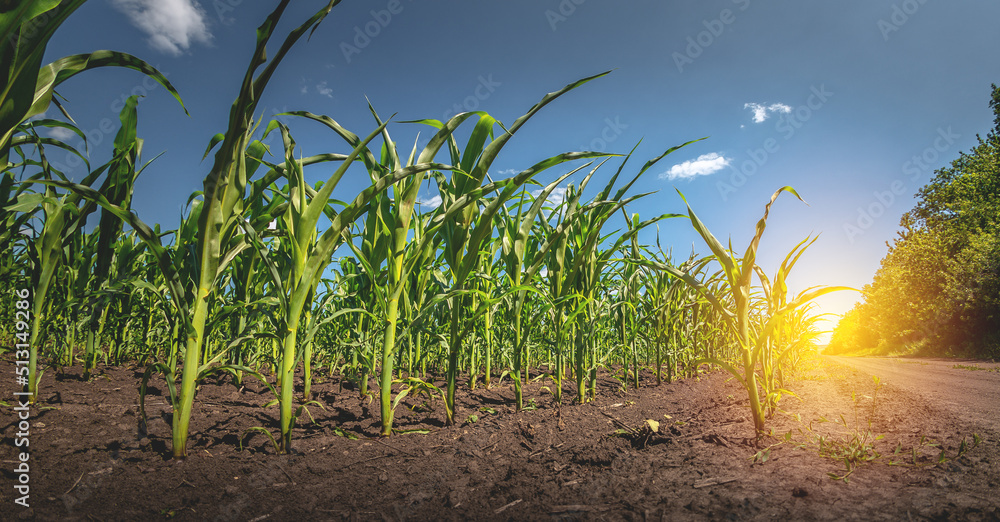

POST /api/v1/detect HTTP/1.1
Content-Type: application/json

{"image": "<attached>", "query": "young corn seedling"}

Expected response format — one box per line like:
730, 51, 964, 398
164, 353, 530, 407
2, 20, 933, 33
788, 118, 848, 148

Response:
402, 71, 617, 423
35, 0, 343, 457
267, 104, 463, 439
11, 94, 159, 397
653, 187, 853, 435
251, 114, 455, 449
0, 1, 183, 165
3, 0, 182, 399
543, 144, 696, 402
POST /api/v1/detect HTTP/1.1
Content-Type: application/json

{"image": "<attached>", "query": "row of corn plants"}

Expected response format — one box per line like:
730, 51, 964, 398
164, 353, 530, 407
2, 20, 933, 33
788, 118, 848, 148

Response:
2, 0, 845, 458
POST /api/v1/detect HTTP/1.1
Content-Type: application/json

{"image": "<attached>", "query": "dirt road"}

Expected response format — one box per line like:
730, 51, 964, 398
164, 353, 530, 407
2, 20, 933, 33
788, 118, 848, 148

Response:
825, 355, 1000, 433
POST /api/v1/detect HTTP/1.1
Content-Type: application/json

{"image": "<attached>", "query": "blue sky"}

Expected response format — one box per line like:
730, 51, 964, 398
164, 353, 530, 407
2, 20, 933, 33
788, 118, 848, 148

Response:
37, 0, 1000, 339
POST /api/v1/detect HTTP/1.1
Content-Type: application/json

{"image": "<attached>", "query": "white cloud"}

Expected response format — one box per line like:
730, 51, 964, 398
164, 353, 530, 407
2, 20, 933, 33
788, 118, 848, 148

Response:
111, 0, 212, 56
417, 194, 442, 208
47, 127, 77, 141
531, 186, 568, 209
300, 85, 309, 95
496, 168, 518, 176
744, 102, 792, 123
316, 81, 333, 98
659, 153, 730, 181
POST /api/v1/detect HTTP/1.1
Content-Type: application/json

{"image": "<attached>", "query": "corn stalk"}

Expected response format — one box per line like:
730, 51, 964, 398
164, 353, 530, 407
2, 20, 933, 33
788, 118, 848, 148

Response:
652, 187, 852, 434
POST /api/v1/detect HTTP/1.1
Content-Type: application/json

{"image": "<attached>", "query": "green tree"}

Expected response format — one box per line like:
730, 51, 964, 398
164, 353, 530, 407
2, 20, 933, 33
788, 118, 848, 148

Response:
829, 84, 1000, 357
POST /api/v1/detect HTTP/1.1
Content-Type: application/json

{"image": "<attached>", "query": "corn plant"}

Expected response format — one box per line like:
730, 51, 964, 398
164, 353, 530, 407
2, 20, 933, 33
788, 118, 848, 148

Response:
498, 165, 599, 409
657, 187, 852, 434
753, 235, 823, 400
36, 0, 343, 457
1, 0, 183, 164
636, 247, 706, 385
396, 72, 617, 423
258, 115, 456, 448
8, 93, 155, 398
607, 216, 646, 390
542, 145, 695, 402
0, 1, 856, 454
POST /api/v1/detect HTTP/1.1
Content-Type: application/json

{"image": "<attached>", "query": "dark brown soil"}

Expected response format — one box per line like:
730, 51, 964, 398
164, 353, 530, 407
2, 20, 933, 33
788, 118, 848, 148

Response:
1, 353, 998, 521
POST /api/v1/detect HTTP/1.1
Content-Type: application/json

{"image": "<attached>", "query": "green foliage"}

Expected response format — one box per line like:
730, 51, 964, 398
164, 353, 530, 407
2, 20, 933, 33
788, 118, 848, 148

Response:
828, 84, 1000, 358
2, 0, 843, 456
1, 0, 183, 165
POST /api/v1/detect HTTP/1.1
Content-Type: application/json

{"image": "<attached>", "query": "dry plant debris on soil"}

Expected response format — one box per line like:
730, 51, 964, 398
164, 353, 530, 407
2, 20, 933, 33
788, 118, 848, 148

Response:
1, 353, 998, 521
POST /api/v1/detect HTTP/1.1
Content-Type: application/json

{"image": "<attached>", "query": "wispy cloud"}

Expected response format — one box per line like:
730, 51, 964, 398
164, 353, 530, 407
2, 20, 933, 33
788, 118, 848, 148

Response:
47, 127, 77, 141
744, 102, 792, 123
316, 81, 333, 99
111, 0, 212, 56
417, 194, 442, 208
495, 168, 518, 176
659, 153, 730, 181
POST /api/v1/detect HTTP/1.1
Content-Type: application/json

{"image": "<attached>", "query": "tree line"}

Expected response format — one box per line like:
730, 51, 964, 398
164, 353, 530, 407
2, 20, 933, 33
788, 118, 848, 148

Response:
827, 85, 1000, 359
